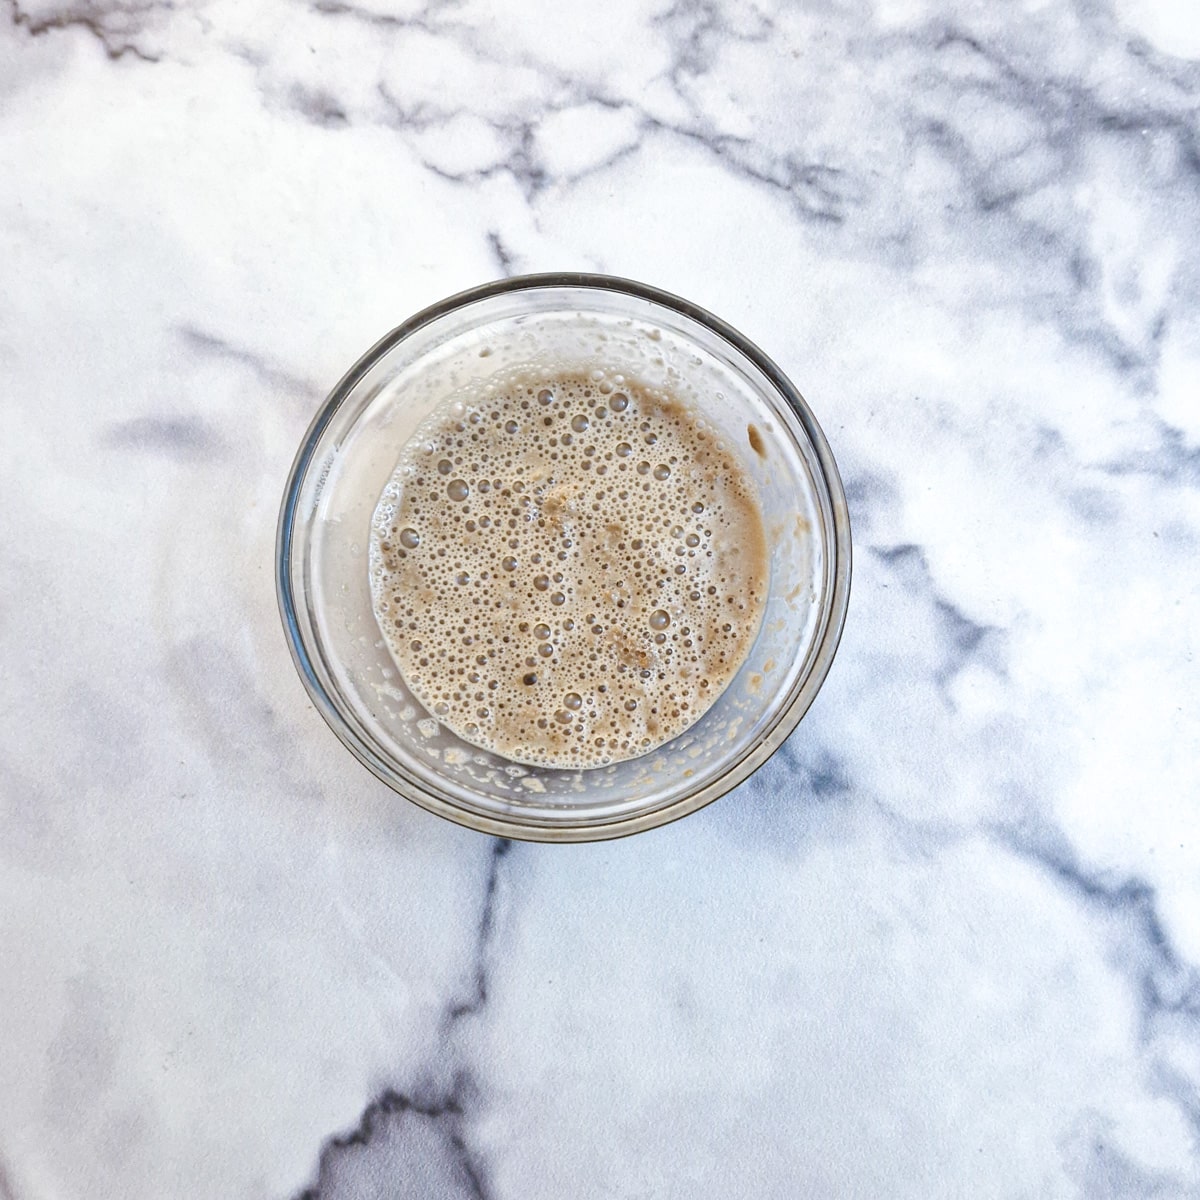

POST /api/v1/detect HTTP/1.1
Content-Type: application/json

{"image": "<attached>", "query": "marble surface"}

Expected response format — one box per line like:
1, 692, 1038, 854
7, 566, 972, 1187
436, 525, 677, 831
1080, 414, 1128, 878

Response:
3, 0, 1200, 1194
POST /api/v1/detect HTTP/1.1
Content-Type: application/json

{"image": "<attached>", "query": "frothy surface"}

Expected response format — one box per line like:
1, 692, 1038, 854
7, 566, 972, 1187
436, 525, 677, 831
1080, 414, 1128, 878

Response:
369, 368, 768, 768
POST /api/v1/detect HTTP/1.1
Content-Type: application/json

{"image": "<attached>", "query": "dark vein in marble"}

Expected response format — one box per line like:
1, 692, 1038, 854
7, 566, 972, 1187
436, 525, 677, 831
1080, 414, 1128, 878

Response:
1067, 1121, 1200, 1198
1154, 1060, 1200, 1146
658, 118, 860, 223
0, 1157, 18, 1200
175, 325, 319, 399
445, 838, 511, 1026
774, 742, 853, 801
994, 825, 1200, 1029
871, 543, 1002, 689
3, 0, 158, 61
716, 734, 857, 856
1096, 414, 1200, 488
310, 0, 418, 30
929, 22, 1200, 161
253, 0, 860, 222
103, 415, 227, 461
292, 1092, 489, 1200
373, 84, 449, 133
1124, 30, 1200, 93
486, 231, 515, 279
653, 0, 774, 91
840, 468, 900, 536
260, 10, 627, 201
374, 86, 550, 200
921, 22, 1199, 375
288, 84, 350, 128
869, 798, 1200, 1154
238, 0, 1200, 297
308, 0, 462, 34
934, 597, 988, 662
995, 823, 1200, 1148
291, 840, 510, 1200
642, 2, 863, 222
417, 139, 547, 202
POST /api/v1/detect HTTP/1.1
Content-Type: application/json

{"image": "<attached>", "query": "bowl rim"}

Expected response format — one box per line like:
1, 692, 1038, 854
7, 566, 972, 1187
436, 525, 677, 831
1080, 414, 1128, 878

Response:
276, 272, 852, 841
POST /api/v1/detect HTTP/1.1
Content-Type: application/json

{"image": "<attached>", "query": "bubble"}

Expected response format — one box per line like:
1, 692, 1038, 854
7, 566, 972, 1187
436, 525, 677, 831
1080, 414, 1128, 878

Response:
554, 709, 574, 724
368, 369, 767, 769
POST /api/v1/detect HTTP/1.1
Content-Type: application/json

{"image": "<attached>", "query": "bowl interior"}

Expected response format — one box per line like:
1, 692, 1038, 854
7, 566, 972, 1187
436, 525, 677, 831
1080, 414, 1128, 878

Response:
280, 279, 848, 839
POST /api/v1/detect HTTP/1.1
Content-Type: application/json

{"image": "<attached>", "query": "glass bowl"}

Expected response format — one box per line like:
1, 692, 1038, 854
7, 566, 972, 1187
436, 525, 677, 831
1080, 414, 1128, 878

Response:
277, 274, 851, 841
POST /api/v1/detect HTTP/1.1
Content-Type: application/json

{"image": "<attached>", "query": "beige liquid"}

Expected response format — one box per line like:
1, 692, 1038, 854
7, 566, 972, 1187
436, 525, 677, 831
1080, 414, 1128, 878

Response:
369, 367, 768, 768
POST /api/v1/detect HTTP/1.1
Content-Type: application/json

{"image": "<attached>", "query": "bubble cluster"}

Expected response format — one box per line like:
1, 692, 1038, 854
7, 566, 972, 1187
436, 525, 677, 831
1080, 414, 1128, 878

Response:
368, 369, 768, 768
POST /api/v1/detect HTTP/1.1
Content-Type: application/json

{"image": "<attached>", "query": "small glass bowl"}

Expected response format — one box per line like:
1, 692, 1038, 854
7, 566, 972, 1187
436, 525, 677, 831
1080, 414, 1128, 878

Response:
277, 274, 850, 841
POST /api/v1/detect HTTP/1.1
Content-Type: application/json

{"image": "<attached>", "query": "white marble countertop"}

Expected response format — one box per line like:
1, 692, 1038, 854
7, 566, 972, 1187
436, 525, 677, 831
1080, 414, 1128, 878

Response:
3, 0, 1200, 1195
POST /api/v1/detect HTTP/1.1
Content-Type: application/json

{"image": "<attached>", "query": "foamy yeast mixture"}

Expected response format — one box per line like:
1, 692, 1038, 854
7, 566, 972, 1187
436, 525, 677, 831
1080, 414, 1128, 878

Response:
369, 367, 768, 768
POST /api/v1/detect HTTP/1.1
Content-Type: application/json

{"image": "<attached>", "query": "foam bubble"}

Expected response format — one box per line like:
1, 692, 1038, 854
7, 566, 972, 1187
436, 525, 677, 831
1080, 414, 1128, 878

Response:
368, 368, 768, 768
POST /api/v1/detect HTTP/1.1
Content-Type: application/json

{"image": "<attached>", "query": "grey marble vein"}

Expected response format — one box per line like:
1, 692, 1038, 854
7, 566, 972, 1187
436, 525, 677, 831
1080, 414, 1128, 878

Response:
104, 414, 228, 461
485, 231, 516, 277
871, 542, 1004, 692
3, 0, 160, 60
175, 325, 320, 401
293, 841, 511, 1200
293, 1093, 490, 1200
